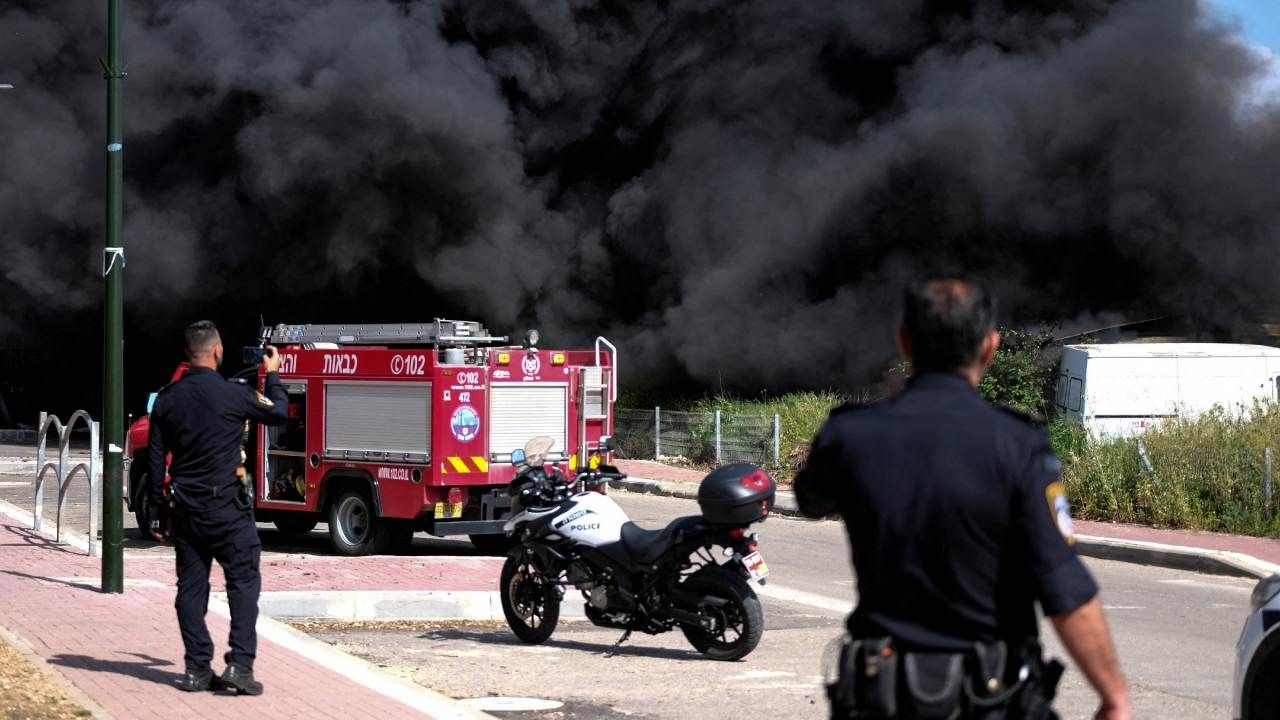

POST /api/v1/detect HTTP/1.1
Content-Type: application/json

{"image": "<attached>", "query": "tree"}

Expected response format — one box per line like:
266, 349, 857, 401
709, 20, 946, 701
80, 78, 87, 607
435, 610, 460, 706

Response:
978, 327, 1059, 416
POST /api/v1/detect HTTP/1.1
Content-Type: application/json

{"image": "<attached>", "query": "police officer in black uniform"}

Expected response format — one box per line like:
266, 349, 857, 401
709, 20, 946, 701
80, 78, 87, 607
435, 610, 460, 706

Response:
148, 320, 287, 695
795, 279, 1131, 720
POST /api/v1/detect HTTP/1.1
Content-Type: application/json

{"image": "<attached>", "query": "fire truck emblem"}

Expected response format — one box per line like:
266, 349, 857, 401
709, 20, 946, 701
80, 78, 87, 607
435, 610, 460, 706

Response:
450, 405, 480, 442
521, 354, 541, 376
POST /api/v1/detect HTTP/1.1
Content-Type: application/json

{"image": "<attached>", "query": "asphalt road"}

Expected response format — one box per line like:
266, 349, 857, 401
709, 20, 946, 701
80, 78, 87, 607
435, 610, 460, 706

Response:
303, 491, 1256, 720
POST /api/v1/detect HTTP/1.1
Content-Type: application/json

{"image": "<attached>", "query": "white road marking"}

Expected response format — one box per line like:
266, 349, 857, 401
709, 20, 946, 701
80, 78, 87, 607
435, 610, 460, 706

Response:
722, 670, 796, 682
1158, 578, 1253, 593
755, 582, 852, 615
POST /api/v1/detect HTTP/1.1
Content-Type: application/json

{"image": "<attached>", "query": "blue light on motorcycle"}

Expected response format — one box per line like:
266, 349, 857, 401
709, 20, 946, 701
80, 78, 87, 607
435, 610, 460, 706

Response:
512, 449, 526, 465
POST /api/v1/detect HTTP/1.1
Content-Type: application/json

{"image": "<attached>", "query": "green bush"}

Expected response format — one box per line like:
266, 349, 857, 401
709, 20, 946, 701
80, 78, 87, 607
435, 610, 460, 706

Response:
978, 327, 1059, 416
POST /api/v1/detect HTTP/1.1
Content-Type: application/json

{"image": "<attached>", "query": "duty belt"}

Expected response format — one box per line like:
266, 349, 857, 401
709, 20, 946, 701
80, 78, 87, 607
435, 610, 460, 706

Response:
825, 636, 1063, 719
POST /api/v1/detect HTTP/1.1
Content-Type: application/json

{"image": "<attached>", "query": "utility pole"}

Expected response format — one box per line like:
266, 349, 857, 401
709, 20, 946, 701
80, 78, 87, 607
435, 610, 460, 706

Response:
101, 0, 126, 593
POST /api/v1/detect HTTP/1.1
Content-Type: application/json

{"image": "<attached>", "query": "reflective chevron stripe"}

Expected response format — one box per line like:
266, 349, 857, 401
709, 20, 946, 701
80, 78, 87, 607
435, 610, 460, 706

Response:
439, 456, 491, 474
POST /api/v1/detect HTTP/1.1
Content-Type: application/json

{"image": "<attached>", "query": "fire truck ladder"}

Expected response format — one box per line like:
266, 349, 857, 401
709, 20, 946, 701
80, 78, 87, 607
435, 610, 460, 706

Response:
575, 336, 617, 468
264, 319, 509, 346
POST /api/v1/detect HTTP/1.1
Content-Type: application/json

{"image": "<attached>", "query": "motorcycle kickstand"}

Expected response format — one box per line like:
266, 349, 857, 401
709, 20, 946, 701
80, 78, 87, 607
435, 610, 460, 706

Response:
603, 630, 632, 657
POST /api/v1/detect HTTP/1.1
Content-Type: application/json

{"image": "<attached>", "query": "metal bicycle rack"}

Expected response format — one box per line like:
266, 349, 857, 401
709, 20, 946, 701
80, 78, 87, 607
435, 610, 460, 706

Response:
33, 411, 101, 557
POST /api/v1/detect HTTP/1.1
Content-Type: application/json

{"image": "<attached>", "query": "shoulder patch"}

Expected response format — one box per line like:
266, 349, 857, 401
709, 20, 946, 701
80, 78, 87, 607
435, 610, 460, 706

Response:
1044, 481, 1075, 544
229, 377, 249, 386
996, 404, 1047, 427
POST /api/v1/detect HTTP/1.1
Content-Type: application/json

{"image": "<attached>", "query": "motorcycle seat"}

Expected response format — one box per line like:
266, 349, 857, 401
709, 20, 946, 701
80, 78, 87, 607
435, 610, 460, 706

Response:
620, 516, 704, 565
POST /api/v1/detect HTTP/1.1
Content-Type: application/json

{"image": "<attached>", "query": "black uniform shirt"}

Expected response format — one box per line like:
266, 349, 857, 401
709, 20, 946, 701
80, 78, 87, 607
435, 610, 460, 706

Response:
148, 367, 288, 513
794, 372, 1098, 651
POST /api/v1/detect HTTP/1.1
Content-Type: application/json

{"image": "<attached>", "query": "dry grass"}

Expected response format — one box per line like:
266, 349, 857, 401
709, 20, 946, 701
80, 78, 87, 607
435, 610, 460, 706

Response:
1055, 406, 1280, 537
0, 634, 92, 720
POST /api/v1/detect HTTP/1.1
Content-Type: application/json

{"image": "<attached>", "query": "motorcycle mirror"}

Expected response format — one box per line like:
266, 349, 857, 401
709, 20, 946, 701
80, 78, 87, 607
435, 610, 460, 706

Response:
598, 435, 617, 452
511, 449, 526, 466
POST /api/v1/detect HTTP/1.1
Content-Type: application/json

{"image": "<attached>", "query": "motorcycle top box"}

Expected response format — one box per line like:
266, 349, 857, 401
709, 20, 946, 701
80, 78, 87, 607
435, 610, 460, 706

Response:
697, 463, 776, 525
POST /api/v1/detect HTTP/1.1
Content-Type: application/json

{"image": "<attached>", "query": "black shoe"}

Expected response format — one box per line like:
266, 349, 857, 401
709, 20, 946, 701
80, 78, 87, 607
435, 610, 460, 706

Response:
219, 663, 264, 696
175, 668, 214, 692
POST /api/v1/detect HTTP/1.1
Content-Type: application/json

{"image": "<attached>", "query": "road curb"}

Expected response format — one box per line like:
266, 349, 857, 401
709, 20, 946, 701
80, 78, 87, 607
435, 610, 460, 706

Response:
614, 477, 1280, 580
612, 477, 803, 517
233, 589, 588, 622
207, 596, 495, 720
1073, 535, 1279, 580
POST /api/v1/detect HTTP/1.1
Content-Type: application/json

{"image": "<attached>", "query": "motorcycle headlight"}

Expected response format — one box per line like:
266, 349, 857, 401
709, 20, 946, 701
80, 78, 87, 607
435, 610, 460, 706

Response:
1250, 574, 1280, 612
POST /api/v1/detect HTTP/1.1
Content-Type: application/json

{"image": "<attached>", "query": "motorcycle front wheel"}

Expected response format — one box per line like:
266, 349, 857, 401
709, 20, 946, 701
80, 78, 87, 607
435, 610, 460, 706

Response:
500, 552, 561, 644
679, 564, 764, 661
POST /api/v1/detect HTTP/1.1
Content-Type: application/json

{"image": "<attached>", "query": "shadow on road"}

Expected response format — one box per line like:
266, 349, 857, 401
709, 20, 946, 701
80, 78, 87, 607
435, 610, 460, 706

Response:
0, 569, 107, 592
48, 651, 177, 687
0, 524, 84, 554
417, 627, 705, 661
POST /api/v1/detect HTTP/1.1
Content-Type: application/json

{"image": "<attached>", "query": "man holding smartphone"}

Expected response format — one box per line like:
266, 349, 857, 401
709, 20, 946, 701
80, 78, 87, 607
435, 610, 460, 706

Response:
147, 320, 288, 695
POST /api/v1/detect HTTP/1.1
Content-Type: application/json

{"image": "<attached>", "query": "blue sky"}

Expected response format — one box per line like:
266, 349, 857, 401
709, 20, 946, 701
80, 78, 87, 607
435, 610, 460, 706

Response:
1211, 0, 1280, 101
1211, 0, 1280, 51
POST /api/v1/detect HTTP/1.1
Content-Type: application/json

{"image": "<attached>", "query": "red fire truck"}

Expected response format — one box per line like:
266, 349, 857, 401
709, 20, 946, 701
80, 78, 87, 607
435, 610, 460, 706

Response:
125, 320, 617, 555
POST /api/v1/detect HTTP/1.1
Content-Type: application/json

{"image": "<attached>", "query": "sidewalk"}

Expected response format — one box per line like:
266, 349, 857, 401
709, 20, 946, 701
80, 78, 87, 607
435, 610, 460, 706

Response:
613, 459, 1280, 579
0, 515, 499, 720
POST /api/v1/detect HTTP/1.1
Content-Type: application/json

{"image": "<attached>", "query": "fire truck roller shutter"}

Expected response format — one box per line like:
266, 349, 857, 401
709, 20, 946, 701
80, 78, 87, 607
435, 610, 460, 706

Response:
489, 384, 568, 459
324, 381, 431, 462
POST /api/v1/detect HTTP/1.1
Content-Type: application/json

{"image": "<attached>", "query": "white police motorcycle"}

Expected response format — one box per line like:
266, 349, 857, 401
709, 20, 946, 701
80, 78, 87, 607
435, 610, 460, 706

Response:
499, 436, 775, 660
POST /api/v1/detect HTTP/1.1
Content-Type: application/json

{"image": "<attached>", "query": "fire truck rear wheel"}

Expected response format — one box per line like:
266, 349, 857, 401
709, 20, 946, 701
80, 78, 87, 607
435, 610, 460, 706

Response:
131, 470, 152, 539
328, 489, 392, 556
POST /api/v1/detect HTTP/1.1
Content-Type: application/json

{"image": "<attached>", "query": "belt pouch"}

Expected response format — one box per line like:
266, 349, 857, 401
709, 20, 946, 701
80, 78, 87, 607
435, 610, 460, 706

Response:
965, 642, 1012, 720
852, 637, 897, 717
902, 652, 964, 719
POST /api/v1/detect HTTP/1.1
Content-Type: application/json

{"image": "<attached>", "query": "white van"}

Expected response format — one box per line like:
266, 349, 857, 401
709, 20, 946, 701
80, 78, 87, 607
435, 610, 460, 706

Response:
1056, 343, 1280, 438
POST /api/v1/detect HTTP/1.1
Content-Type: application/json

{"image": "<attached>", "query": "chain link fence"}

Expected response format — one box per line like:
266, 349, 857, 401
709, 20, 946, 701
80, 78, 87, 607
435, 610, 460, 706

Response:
614, 407, 779, 467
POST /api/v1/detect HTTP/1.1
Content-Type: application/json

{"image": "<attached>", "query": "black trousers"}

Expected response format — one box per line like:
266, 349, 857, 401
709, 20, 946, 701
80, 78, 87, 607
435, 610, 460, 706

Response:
172, 503, 261, 672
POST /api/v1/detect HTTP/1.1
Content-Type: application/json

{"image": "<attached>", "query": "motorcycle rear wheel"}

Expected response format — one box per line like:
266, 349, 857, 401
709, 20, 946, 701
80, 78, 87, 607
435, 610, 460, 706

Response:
500, 554, 561, 644
679, 565, 764, 661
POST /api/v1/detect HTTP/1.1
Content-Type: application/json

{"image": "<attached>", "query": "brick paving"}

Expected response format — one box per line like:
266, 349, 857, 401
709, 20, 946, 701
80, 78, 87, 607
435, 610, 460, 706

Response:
0, 520, 501, 719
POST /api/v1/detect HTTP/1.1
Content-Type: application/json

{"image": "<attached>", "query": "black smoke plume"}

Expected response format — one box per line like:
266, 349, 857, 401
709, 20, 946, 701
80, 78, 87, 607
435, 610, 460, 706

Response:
1, 0, 1279, 418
